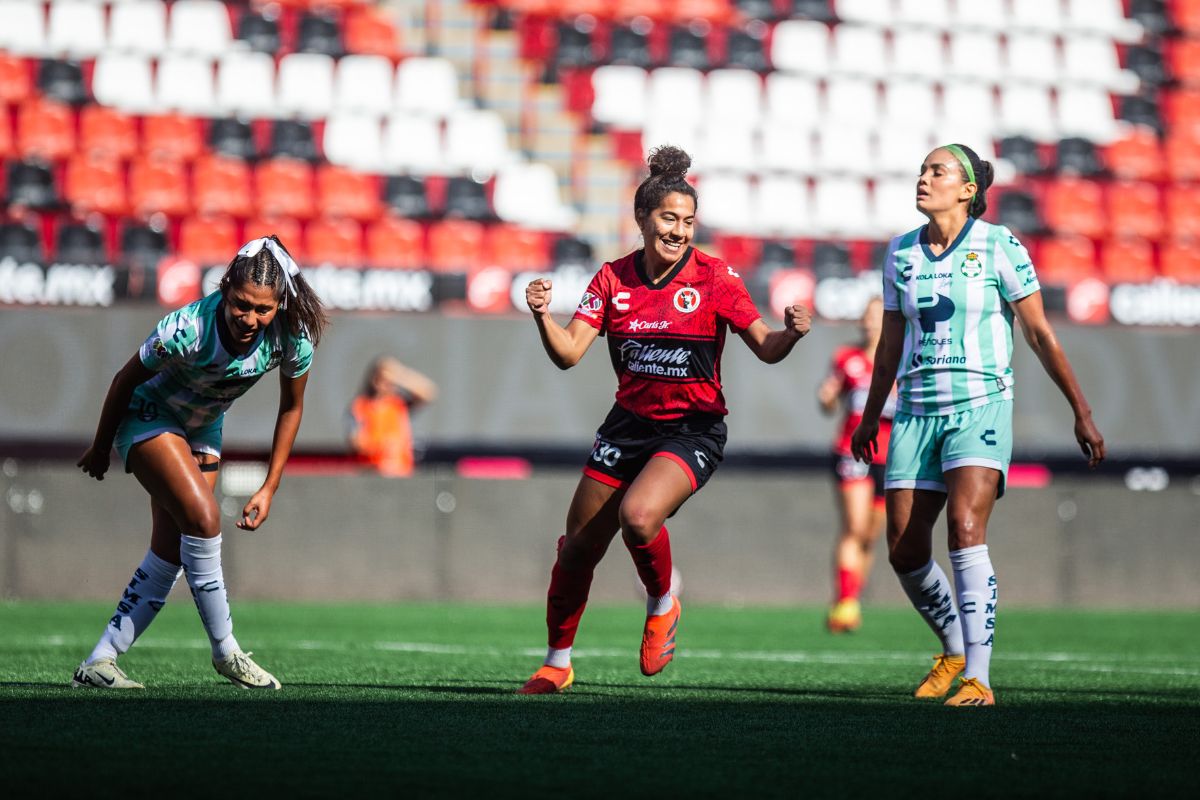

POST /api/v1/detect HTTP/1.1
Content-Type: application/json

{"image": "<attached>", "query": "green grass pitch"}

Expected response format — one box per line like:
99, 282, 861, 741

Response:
1, 601, 1197, 796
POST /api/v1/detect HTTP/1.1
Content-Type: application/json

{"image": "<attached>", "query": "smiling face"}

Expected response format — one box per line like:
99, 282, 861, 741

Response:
915, 147, 976, 218
637, 191, 696, 273
222, 281, 280, 346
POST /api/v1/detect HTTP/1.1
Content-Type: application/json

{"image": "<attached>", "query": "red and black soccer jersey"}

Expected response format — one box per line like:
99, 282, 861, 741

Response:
571, 247, 761, 420
828, 344, 895, 462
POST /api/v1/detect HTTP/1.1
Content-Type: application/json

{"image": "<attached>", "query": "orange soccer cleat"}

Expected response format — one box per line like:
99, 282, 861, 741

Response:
640, 597, 681, 676
517, 664, 575, 695
944, 677, 995, 707
914, 653, 966, 698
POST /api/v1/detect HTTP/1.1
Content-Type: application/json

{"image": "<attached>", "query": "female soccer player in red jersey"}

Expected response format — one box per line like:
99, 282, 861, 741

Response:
518, 146, 812, 694
817, 297, 895, 633
71, 236, 328, 690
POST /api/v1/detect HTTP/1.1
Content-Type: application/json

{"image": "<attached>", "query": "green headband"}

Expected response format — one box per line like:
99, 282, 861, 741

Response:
942, 144, 976, 185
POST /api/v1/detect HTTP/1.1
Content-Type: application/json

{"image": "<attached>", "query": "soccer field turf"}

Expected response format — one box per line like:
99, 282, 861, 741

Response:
1, 602, 1196, 797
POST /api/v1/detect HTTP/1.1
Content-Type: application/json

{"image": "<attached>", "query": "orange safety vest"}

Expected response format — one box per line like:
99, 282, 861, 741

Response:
349, 395, 414, 477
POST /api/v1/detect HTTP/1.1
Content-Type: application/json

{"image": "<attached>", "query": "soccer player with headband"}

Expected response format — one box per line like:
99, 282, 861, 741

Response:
72, 235, 328, 691
851, 144, 1106, 706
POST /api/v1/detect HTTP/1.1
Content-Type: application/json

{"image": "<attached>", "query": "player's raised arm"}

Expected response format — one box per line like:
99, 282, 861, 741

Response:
527, 277, 600, 369
738, 304, 812, 363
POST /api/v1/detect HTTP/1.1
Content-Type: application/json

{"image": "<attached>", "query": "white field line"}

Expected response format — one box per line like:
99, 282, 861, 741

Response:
23, 636, 1200, 678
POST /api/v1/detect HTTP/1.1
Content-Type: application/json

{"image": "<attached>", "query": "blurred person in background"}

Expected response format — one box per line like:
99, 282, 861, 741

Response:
72, 236, 328, 691
517, 145, 812, 694
346, 356, 438, 477
817, 296, 894, 634
852, 144, 1105, 707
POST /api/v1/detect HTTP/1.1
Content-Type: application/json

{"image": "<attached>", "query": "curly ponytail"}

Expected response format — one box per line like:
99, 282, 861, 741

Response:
219, 235, 329, 347
633, 145, 698, 222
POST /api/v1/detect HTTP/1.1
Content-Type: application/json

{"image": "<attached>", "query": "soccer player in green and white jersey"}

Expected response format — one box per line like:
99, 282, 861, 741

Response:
852, 145, 1106, 706
72, 236, 328, 690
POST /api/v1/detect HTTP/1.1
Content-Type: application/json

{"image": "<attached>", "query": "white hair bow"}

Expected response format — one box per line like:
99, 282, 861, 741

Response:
237, 237, 301, 308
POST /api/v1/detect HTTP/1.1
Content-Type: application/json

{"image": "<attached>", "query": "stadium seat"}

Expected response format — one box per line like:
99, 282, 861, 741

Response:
363, 215, 423, 269
725, 30, 768, 72
642, 115, 701, 166
272, 120, 319, 162
1042, 178, 1106, 239
305, 217, 363, 266
1177, 0, 1200, 34
383, 114, 445, 174
384, 175, 431, 219
705, 69, 763, 128
209, 118, 258, 161
770, 20, 830, 76
873, 177, 927, 236
1165, 132, 1200, 181
1165, 185, 1200, 239
1164, 90, 1200, 138
120, 222, 169, 267
1036, 235, 1097, 285
168, 0, 232, 56
1158, 239, 1200, 282
143, 114, 204, 162
129, 158, 190, 217
758, 239, 798, 272
335, 55, 395, 115
1056, 137, 1104, 178
493, 163, 576, 230
92, 54, 156, 113
278, 53, 336, 119
816, 124, 874, 176
427, 219, 486, 272
1170, 38, 1200, 88
825, 76, 879, 127
733, 0, 777, 21
998, 135, 1044, 175
5, 160, 58, 208
764, 73, 820, 128
0, 219, 43, 262
648, 68, 705, 127
47, 0, 106, 58
832, 24, 886, 78
1064, 0, 1142, 41
1100, 237, 1156, 283
996, 190, 1042, 237
940, 82, 997, 134
37, 58, 88, 106
813, 177, 872, 237
1057, 88, 1120, 144
193, 156, 253, 218
55, 221, 107, 264
444, 176, 493, 221
323, 114, 386, 172
1119, 94, 1162, 134
0, 112, 10, 159
0, 0, 49, 56
64, 155, 128, 216
1004, 33, 1059, 86
667, 27, 709, 71
1010, 0, 1063, 33
487, 225, 550, 270
1129, 0, 1170, 37
109, 0, 168, 55
591, 65, 649, 128
948, 31, 1003, 83
811, 241, 852, 279
553, 19, 597, 70
256, 159, 316, 220
877, 128, 933, 176
552, 234, 594, 267
1062, 35, 1136, 92
297, 9, 343, 57
344, 6, 402, 58
445, 110, 513, 175
894, 0, 951, 28
999, 84, 1056, 141
79, 106, 138, 161
1104, 129, 1164, 181
244, 215, 303, 259
759, 121, 816, 173
178, 214, 238, 265
317, 165, 381, 221
608, 24, 654, 69
1126, 43, 1168, 88
835, 0, 893, 26
156, 54, 219, 116
699, 123, 757, 173
1106, 182, 1162, 240
0, 54, 32, 105
217, 51, 278, 118
752, 174, 812, 237
16, 98, 75, 161
236, 9, 280, 55
889, 30, 945, 81
711, 233, 761, 273
696, 173, 754, 233
395, 57, 460, 117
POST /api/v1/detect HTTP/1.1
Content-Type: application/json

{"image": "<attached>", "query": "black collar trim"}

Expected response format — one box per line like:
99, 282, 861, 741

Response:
635, 246, 694, 290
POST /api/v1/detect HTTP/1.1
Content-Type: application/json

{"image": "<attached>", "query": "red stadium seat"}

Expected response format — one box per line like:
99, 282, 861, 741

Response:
0, 110, 11, 159
64, 155, 128, 216
613, 0, 670, 21
1036, 235, 1097, 285
1164, 89, 1200, 138
366, 216, 426, 268
487, 224, 550, 270
79, 105, 138, 161
255, 158, 315, 220
1104, 129, 1165, 181
1169, 36, 1200, 86
1175, 0, 1200, 35
193, 156, 253, 218
317, 165, 382, 221
0, 55, 33, 105
129, 158, 190, 217
143, 114, 204, 162
427, 219, 486, 272
305, 217, 364, 266
1159, 238, 1200, 282
1042, 178, 1106, 239
665, 0, 733, 24
1165, 131, 1200, 181
1106, 181, 1163, 240
245, 215, 304, 260
17, 99, 75, 161
178, 215, 238, 265
344, 7, 402, 58
711, 234, 762, 275
1165, 184, 1200, 239
1100, 237, 1156, 283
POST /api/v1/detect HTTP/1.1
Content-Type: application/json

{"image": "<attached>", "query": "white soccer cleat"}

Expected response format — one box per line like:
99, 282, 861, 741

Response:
213, 650, 281, 690
70, 658, 145, 689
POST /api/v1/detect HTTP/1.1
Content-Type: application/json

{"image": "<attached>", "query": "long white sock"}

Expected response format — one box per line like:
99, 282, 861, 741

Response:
545, 647, 572, 668
646, 593, 673, 616
896, 559, 965, 656
87, 549, 182, 664
180, 534, 240, 660
950, 544, 996, 687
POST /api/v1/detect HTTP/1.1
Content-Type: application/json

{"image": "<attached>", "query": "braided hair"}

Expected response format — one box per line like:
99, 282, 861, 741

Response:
219, 235, 329, 347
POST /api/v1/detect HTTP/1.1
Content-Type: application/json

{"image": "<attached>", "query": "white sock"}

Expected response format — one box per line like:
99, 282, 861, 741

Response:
87, 549, 182, 664
180, 534, 240, 660
646, 592, 673, 617
950, 545, 996, 687
545, 646, 572, 668
896, 559, 965, 656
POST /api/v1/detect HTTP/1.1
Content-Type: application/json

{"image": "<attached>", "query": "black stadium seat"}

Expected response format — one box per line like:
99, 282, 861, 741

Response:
759, 240, 796, 272
1120, 94, 1163, 134
1125, 44, 1167, 88
209, 118, 257, 160
726, 30, 769, 72
297, 11, 343, 57
120, 223, 168, 268
0, 220, 44, 262
237, 11, 281, 55
996, 190, 1042, 237
271, 120, 318, 162
609, 25, 654, 69
1056, 137, 1105, 178
56, 222, 107, 264
383, 175, 431, 219
790, 0, 834, 22
555, 20, 597, 69
998, 135, 1044, 175
444, 177, 493, 221
552, 234, 593, 266
734, 0, 779, 21
6, 161, 59, 209
37, 59, 89, 105
669, 27, 710, 71
812, 241, 852, 279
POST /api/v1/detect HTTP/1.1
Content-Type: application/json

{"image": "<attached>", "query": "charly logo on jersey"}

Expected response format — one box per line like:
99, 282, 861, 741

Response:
961, 251, 983, 278
673, 286, 701, 313
577, 291, 602, 316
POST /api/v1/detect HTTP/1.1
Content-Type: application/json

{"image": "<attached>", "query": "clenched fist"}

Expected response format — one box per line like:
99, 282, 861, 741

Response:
784, 304, 811, 338
526, 278, 553, 315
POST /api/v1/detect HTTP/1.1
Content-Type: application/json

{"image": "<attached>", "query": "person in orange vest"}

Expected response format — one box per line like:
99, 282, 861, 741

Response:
346, 356, 438, 476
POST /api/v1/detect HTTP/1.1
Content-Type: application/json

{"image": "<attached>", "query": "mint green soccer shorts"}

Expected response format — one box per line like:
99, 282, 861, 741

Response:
113, 392, 224, 472
885, 399, 1013, 498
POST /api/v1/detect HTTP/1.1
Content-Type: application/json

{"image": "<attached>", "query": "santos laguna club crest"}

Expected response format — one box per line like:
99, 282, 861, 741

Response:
961, 251, 983, 278
673, 286, 701, 313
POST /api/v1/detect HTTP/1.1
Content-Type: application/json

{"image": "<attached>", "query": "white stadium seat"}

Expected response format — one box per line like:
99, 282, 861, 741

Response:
764, 73, 820, 128
324, 114, 386, 172
642, 115, 702, 168
699, 123, 757, 173
1062, 36, 1139, 93
168, 0, 231, 56
277, 53, 335, 118
92, 53, 157, 114
48, 0, 107, 58
591, 65, 649, 129
876, 127, 934, 176
493, 163, 578, 231
1009, 0, 1064, 34
890, 29, 946, 81
939, 82, 997, 134
109, 0, 168, 55
335, 55, 396, 115
0, 0, 49, 56
882, 80, 938, 129
813, 177, 873, 237
949, 0, 1008, 32
382, 114, 445, 174
754, 174, 813, 237
1063, 0, 1143, 42
947, 30, 1003, 83
816, 125, 875, 176
395, 57, 460, 117
834, 0, 894, 26
825, 76, 880, 127
832, 25, 887, 78
705, 69, 763, 128
217, 51, 276, 117
1056, 87, 1122, 143
444, 109, 512, 175
1004, 33, 1060, 86
156, 54, 218, 115
648, 68, 705, 127
759, 122, 816, 174
894, 0, 952, 29
770, 20, 831, 76
999, 84, 1057, 140
872, 177, 927, 236
696, 173, 755, 234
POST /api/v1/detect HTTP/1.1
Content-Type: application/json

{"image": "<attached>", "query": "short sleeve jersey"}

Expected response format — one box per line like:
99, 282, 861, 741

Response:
828, 345, 895, 461
571, 247, 761, 420
881, 218, 1039, 416
135, 291, 313, 427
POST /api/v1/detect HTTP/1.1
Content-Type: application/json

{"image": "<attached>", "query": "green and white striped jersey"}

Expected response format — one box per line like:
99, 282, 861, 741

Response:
881, 218, 1040, 416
